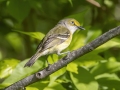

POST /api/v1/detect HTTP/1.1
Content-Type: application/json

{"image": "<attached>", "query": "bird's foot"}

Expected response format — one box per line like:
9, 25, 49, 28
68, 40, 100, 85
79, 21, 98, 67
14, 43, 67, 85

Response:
63, 51, 71, 60
46, 60, 51, 71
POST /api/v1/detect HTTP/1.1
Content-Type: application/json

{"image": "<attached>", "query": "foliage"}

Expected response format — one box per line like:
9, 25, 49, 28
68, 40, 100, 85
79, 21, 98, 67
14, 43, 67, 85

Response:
0, 0, 120, 90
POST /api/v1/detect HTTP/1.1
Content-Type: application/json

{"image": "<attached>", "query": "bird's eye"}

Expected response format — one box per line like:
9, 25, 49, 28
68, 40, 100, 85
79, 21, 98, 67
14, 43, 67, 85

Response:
71, 21, 74, 24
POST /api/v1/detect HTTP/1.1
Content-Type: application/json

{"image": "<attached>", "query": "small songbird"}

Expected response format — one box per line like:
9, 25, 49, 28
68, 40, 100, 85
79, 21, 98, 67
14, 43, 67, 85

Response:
24, 18, 85, 67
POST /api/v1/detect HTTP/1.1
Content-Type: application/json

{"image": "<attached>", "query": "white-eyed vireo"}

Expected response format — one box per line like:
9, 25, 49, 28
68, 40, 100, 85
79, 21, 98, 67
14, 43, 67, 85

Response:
24, 18, 85, 67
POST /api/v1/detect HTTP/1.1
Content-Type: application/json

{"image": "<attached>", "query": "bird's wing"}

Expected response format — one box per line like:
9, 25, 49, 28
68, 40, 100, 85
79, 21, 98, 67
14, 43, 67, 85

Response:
37, 25, 71, 52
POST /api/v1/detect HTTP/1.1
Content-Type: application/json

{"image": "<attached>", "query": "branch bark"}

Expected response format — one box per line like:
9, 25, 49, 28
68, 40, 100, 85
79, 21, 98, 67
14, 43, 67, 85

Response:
4, 26, 120, 90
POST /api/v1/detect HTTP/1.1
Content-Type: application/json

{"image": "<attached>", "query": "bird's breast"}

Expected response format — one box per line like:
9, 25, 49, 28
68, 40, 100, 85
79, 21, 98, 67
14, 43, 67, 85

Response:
56, 34, 72, 52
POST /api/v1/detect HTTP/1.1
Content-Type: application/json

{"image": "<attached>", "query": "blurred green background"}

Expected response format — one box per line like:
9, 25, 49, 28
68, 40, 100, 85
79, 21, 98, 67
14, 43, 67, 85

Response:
0, 0, 120, 90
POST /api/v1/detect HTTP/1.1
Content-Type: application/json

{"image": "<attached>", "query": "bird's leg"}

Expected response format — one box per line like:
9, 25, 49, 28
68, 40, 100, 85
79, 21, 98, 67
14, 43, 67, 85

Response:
46, 59, 50, 66
57, 51, 71, 60
46, 59, 51, 71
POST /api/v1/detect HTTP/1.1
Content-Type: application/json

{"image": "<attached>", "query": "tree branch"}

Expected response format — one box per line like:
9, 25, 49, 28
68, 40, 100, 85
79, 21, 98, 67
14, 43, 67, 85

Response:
4, 26, 120, 90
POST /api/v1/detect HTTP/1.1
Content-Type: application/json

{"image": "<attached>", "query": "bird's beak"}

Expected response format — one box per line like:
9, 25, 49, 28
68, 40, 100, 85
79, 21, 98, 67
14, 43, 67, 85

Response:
78, 26, 85, 30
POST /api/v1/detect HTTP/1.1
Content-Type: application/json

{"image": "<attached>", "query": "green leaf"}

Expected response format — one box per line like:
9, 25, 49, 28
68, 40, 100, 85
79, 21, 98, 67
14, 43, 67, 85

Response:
14, 30, 45, 40
2, 58, 44, 87
6, 32, 24, 53
85, 29, 102, 43
25, 87, 39, 90
28, 81, 49, 90
70, 66, 98, 90
68, 0, 73, 6
91, 61, 120, 77
47, 54, 59, 64
84, 8, 92, 26
0, 59, 20, 79
0, 0, 5, 3
68, 31, 85, 51
74, 52, 105, 68
49, 68, 66, 86
0, 83, 7, 90
95, 38, 120, 53
95, 73, 119, 80
48, 54, 66, 85
97, 74, 120, 90
44, 82, 66, 90
7, 0, 31, 22
67, 62, 78, 74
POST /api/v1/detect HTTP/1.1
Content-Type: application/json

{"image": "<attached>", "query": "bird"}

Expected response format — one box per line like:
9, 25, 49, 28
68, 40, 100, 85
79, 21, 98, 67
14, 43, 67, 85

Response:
24, 18, 85, 67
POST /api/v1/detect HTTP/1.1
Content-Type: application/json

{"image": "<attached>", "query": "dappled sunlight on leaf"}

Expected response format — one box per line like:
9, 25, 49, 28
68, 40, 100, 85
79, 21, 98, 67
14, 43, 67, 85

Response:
67, 62, 78, 74
70, 66, 98, 90
96, 74, 120, 90
91, 61, 120, 77
49, 68, 66, 86
48, 54, 66, 86
2, 58, 44, 86
95, 38, 120, 53
68, 31, 85, 51
0, 59, 20, 79
85, 29, 102, 43
74, 52, 105, 68
47, 54, 59, 64
68, 0, 73, 6
14, 30, 45, 40
28, 81, 49, 90
95, 73, 119, 80
44, 82, 66, 90
26, 87, 39, 90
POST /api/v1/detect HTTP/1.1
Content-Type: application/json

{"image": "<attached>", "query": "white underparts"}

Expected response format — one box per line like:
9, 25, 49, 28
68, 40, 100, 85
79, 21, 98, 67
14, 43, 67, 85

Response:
66, 25, 78, 34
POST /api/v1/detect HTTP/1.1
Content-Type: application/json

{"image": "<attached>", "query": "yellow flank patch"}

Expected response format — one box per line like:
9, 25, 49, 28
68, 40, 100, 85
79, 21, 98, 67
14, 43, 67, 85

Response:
56, 33, 72, 53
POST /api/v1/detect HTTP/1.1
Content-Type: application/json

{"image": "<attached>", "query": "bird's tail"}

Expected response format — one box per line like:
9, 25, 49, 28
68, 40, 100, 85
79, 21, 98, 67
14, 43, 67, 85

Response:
24, 52, 42, 67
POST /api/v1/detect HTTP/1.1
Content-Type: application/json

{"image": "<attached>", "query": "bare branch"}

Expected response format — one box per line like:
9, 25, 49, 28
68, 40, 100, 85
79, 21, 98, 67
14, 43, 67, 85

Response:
4, 26, 120, 90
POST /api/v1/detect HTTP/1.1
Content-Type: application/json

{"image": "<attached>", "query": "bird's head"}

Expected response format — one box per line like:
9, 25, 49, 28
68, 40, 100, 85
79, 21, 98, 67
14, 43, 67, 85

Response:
58, 18, 85, 34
